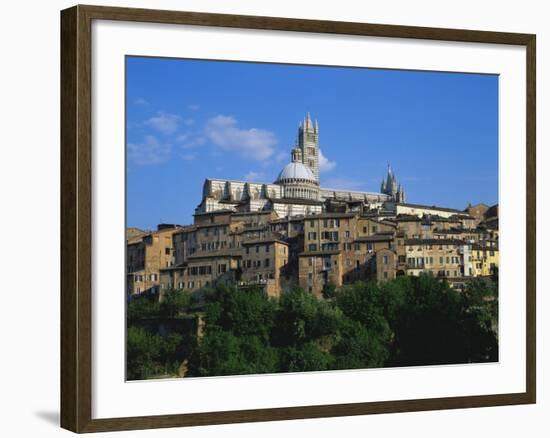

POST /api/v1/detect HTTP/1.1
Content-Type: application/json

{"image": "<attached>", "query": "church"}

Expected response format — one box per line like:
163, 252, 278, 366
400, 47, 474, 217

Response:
195, 114, 406, 218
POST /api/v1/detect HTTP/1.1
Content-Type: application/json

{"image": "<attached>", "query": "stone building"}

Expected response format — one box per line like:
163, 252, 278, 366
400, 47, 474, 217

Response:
127, 224, 182, 295
131, 115, 499, 298
240, 239, 290, 297
401, 238, 467, 279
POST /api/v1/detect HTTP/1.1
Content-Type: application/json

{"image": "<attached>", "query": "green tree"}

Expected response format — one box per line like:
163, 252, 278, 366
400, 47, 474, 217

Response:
279, 342, 333, 372
388, 273, 498, 366
331, 317, 388, 369
335, 281, 393, 360
126, 326, 183, 380
127, 294, 160, 322
203, 284, 277, 342
159, 288, 192, 319
186, 330, 278, 377
273, 288, 341, 347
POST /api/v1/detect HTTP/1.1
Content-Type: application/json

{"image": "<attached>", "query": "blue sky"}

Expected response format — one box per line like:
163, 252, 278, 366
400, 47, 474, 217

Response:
126, 56, 498, 230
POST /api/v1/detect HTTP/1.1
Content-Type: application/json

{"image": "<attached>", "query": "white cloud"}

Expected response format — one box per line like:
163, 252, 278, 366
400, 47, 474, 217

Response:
319, 149, 336, 172
244, 171, 265, 181
144, 112, 181, 135
187, 104, 200, 111
275, 151, 288, 162
204, 115, 277, 161
182, 153, 196, 161
183, 119, 195, 126
177, 135, 206, 149
128, 135, 171, 165
134, 97, 148, 106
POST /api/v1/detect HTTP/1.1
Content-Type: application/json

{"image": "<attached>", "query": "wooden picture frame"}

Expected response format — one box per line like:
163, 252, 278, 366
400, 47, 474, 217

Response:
60, 4, 536, 433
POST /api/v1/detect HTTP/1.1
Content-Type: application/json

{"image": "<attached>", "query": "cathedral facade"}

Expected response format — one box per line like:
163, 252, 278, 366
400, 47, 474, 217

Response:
195, 114, 405, 218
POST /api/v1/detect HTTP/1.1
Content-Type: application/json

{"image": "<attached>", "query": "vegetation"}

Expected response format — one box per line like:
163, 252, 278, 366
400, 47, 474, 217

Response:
126, 274, 498, 380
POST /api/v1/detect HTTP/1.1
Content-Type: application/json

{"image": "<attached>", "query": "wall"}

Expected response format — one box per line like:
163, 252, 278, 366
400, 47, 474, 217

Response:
0, 0, 547, 437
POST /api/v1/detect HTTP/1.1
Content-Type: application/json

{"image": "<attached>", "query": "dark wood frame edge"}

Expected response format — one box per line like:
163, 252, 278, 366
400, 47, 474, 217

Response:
60, 4, 536, 433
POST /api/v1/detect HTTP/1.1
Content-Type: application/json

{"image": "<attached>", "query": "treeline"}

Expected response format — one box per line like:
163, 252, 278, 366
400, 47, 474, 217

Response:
127, 274, 498, 380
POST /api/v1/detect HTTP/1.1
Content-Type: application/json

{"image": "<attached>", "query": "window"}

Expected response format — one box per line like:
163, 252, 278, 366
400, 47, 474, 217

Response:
367, 243, 373, 251
265, 258, 270, 267
265, 244, 270, 253
372, 226, 377, 233
363, 226, 367, 233
308, 273, 313, 279
345, 230, 350, 239
256, 245, 259, 253
308, 244, 317, 251
354, 243, 360, 251
383, 272, 388, 279
310, 220, 314, 227
308, 258, 313, 266
356, 260, 360, 268
165, 247, 171, 255
383, 255, 389, 265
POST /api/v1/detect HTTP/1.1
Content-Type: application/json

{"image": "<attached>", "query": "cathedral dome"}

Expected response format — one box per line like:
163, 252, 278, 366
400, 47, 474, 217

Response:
276, 162, 316, 183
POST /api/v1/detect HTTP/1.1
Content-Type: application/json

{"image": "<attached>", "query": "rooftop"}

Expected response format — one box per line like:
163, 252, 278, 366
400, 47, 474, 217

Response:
355, 235, 394, 242
404, 238, 467, 246
397, 202, 463, 214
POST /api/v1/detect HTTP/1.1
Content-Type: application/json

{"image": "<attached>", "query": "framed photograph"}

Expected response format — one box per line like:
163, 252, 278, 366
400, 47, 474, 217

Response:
60, 4, 536, 433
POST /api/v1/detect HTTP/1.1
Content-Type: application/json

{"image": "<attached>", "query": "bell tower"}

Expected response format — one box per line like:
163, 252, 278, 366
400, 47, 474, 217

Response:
298, 113, 319, 183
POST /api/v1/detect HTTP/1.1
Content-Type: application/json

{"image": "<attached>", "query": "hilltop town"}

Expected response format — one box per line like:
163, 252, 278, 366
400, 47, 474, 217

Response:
127, 115, 498, 299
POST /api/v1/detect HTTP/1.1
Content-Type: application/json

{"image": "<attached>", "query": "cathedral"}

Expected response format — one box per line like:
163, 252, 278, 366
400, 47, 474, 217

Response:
195, 114, 405, 217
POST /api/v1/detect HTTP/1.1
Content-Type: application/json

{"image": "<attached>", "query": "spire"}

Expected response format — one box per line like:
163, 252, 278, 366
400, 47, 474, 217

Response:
304, 112, 313, 130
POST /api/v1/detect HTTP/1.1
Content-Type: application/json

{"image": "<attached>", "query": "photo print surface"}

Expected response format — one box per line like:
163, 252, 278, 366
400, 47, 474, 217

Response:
125, 57, 499, 381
